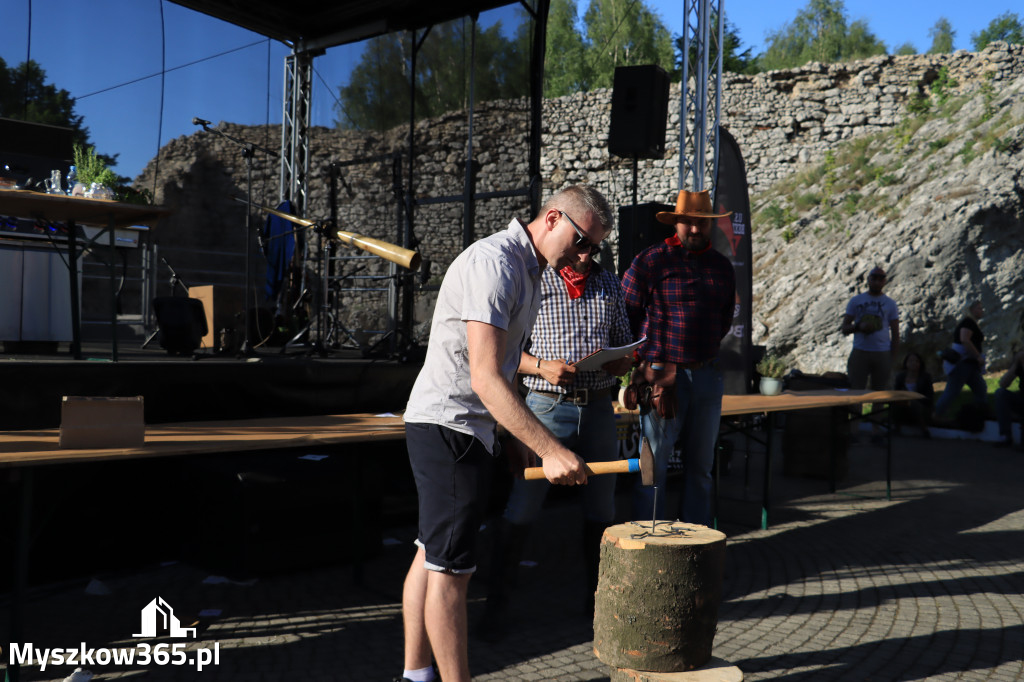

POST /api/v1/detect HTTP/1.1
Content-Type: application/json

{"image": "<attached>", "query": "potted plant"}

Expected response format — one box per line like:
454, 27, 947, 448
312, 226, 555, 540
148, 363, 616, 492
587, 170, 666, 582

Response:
71, 143, 118, 199
756, 353, 787, 396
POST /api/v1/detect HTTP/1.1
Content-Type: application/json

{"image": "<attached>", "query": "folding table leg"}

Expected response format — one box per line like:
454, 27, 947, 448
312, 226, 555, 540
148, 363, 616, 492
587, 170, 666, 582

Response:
761, 413, 775, 530
10, 468, 33, 682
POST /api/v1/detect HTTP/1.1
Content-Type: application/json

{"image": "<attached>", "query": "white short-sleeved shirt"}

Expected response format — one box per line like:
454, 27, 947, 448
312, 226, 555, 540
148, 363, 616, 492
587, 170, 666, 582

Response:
845, 292, 899, 352
404, 218, 542, 452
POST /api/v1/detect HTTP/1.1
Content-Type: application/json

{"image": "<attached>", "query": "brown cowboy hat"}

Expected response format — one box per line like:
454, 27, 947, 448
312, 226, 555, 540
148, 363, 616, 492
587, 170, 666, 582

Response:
655, 189, 732, 225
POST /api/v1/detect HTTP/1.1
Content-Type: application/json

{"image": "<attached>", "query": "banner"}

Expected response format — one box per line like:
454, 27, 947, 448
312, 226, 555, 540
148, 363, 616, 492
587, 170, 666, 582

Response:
713, 127, 754, 395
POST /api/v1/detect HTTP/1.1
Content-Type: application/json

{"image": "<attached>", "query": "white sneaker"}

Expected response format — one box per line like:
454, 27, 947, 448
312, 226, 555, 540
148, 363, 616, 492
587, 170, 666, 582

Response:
64, 668, 93, 682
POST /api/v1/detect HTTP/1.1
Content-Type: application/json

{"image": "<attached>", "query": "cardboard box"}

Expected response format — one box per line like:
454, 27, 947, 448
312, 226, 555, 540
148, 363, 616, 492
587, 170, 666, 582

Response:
60, 396, 145, 449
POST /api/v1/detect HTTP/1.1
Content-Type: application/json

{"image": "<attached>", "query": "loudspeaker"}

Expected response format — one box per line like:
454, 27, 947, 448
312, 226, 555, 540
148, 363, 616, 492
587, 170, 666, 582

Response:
152, 296, 208, 355
609, 65, 670, 159
782, 374, 852, 479
617, 202, 672, 276
0, 118, 73, 184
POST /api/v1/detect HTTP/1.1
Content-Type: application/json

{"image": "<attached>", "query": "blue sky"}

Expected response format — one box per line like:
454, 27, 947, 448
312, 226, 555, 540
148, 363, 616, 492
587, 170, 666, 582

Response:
0, 1, 1016, 181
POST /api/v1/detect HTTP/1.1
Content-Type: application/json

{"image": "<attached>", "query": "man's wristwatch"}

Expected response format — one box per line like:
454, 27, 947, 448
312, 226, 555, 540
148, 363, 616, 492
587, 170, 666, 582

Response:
535, 357, 542, 370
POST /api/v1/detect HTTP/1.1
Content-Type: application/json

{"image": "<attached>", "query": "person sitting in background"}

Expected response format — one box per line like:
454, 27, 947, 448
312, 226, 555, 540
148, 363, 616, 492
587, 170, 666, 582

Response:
994, 349, 1024, 448
893, 350, 934, 438
934, 300, 988, 424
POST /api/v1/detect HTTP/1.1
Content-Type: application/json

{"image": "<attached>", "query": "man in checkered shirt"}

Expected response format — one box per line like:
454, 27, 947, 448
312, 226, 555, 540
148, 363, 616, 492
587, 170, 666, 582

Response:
477, 238, 634, 638
621, 189, 735, 526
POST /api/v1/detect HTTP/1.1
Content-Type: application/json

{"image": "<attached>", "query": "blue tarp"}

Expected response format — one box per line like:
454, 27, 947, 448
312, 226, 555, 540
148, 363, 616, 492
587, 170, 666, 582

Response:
262, 200, 296, 305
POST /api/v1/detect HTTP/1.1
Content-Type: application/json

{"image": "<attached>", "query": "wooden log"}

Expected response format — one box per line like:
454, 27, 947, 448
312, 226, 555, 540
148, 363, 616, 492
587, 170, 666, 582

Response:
593, 521, 727, 673
608, 656, 743, 681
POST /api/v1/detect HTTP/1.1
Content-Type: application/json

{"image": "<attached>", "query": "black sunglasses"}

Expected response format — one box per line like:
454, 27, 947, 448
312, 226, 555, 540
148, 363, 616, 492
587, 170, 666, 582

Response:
559, 210, 601, 255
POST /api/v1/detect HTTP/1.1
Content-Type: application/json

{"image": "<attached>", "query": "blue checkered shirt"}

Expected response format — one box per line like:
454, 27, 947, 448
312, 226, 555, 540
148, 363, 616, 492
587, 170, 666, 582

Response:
522, 263, 633, 393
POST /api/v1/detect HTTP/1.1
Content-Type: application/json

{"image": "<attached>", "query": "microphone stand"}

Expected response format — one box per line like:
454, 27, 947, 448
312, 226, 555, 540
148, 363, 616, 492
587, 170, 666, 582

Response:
193, 118, 278, 356
309, 163, 361, 356
321, 163, 339, 355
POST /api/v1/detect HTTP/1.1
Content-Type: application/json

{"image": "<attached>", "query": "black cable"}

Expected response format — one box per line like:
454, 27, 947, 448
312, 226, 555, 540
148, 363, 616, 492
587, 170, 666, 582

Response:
580, 0, 642, 87
314, 65, 354, 127
22, 0, 31, 119
152, 0, 167, 198
263, 38, 271, 203
76, 39, 266, 100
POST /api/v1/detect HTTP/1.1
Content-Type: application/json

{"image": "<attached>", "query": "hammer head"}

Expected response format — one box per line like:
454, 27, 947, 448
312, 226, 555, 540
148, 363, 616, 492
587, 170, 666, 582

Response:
638, 436, 655, 486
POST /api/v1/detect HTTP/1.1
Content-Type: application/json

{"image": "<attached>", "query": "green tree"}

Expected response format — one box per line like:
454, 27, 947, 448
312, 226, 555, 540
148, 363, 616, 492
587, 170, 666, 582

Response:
545, 0, 588, 96
0, 57, 124, 177
675, 14, 757, 75
844, 19, 887, 59
543, 0, 674, 96
336, 16, 530, 131
0, 57, 90, 150
759, 0, 886, 70
971, 12, 1024, 50
894, 42, 917, 56
335, 34, 409, 130
581, 0, 675, 90
928, 17, 955, 54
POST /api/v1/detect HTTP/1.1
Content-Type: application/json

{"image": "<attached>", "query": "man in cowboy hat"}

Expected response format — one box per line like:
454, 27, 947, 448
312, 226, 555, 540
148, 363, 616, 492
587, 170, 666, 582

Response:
621, 189, 735, 525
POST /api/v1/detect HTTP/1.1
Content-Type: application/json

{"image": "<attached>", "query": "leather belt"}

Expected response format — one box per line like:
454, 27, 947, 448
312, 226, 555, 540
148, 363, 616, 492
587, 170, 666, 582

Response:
531, 386, 616, 406
676, 359, 715, 370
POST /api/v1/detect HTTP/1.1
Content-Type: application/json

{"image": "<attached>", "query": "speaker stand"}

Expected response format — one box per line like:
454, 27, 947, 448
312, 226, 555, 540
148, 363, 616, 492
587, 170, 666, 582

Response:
629, 153, 639, 257
142, 257, 191, 350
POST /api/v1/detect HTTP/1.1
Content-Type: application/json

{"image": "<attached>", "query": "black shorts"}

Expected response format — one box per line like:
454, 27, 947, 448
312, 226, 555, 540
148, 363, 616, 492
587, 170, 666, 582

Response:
406, 422, 492, 574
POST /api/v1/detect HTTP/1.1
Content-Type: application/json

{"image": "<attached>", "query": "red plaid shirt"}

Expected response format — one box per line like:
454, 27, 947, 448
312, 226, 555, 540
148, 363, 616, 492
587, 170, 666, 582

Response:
621, 235, 735, 364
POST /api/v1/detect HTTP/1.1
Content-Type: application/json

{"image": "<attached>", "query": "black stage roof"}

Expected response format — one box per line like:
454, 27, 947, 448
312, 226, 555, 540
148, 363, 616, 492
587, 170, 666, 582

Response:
170, 0, 522, 52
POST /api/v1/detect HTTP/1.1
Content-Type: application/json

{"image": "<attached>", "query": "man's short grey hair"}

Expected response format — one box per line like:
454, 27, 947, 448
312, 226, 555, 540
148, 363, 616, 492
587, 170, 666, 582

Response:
542, 185, 613, 233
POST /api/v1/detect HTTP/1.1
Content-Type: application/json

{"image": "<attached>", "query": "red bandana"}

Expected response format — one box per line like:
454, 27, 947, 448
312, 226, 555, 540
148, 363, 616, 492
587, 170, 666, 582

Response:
559, 265, 590, 299
666, 234, 712, 255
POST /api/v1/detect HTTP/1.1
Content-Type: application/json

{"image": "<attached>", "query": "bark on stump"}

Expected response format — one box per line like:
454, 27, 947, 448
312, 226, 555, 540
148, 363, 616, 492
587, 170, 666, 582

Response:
593, 521, 727, 673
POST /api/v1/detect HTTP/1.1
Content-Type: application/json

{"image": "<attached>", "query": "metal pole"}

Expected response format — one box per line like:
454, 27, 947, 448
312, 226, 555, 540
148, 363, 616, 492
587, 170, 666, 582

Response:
462, 15, 478, 250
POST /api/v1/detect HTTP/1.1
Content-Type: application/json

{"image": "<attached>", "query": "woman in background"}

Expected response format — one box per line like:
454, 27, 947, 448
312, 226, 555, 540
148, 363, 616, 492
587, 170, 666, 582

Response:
933, 300, 987, 422
894, 350, 934, 437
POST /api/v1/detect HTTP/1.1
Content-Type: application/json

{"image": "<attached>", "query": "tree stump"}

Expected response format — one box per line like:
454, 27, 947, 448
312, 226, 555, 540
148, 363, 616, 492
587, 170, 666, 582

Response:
593, 521, 727, 673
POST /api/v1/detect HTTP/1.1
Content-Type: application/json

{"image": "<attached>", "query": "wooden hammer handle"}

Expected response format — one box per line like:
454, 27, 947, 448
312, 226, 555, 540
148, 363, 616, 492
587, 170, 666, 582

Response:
523, 458, 639, 481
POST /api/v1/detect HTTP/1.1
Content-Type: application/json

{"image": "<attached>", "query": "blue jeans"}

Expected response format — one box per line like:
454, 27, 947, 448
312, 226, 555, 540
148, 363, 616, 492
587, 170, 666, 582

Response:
631, 365, 724, 525
502, 390, 619, 526
994, 388, 1024, 439
934, 360, 987, 418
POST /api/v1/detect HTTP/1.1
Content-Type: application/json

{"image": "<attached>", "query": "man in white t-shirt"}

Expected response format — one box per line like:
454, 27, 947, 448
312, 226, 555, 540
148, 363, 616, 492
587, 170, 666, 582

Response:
398, 185, 613, 682
840, 266, 900, 390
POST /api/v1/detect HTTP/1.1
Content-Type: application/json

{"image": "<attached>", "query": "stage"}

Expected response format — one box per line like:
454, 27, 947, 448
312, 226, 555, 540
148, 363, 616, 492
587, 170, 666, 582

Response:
0, 340, 422, 430
0, 341, 423, 597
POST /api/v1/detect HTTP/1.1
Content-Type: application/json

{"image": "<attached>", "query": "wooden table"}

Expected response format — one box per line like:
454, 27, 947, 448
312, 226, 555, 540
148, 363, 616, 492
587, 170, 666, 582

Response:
0, 189, 171, 360
1, 411, 405, 682
0, 412, 405, 467
618, 389, 923, 529
721, 389, 920, 417
721, 389, 921, 528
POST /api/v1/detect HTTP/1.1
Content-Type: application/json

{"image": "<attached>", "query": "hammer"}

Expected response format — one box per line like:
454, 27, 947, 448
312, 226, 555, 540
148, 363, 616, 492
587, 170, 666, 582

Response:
522, 439, 654, 485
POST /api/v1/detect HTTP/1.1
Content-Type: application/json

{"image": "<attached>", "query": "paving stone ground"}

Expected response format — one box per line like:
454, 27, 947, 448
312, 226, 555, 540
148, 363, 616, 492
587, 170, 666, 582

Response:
3, 429, 1022, 681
